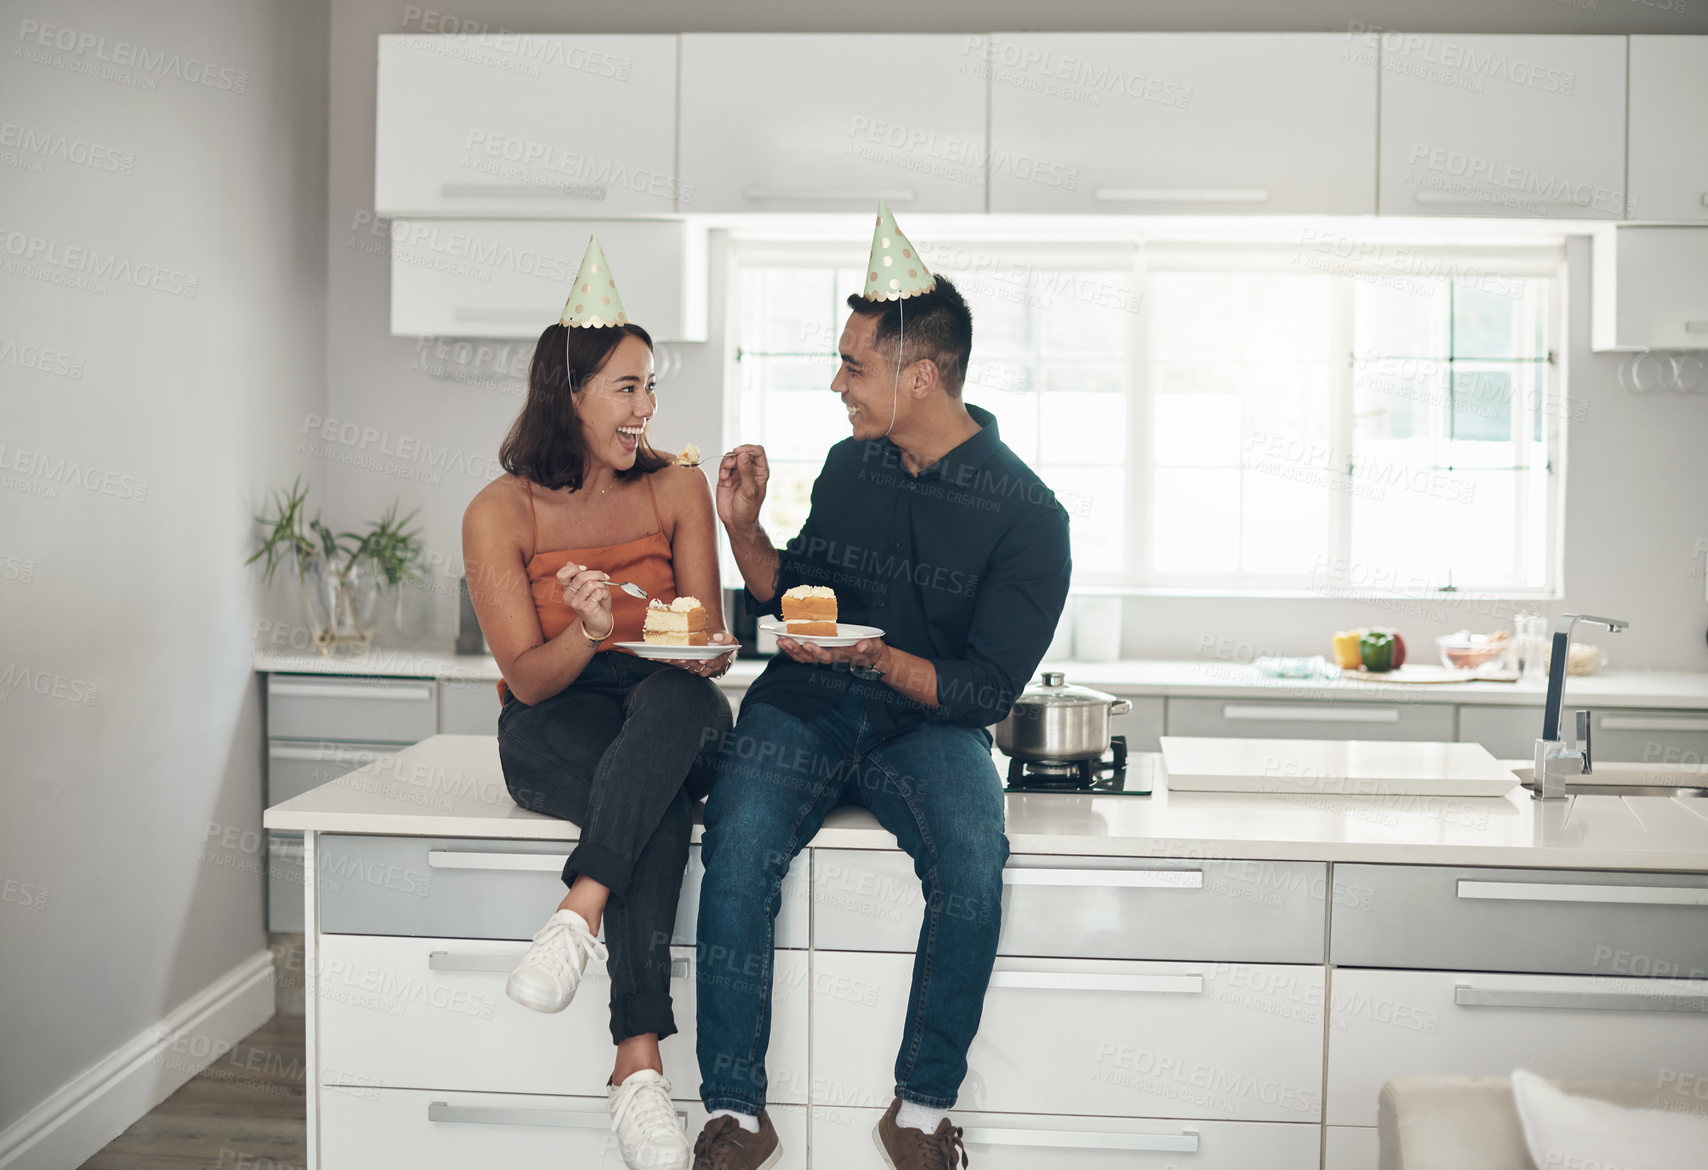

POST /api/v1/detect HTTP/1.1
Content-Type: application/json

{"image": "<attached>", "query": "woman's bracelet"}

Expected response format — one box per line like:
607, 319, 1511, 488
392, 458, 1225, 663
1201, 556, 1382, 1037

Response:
580, 615, 614, 647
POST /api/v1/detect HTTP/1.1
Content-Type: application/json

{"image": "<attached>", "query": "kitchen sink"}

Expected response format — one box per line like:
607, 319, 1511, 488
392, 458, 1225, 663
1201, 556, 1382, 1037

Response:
1508, 761, 1708, 798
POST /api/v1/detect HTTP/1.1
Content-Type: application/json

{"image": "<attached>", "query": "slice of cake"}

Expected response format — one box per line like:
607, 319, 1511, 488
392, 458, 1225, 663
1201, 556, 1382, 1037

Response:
673, 443, 701, 468
643, 596, 708, 646
781, 585, 837, 636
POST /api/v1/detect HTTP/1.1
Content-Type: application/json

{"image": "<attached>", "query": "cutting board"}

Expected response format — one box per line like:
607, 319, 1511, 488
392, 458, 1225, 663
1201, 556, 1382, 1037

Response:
1160, 737, 1520, 797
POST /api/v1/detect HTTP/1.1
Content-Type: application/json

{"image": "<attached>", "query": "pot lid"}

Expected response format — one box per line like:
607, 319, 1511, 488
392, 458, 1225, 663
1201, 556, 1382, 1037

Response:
1014, 671, 1120, 709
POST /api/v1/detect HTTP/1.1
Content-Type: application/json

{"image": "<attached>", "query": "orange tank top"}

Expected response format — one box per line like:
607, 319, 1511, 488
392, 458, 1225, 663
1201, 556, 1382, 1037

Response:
494, 474, 679, 705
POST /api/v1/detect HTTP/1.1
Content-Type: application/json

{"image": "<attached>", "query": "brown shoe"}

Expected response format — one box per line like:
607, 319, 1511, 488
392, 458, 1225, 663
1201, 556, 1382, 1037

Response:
873, 1098, 969, 1169
691, 1109, 781, 1170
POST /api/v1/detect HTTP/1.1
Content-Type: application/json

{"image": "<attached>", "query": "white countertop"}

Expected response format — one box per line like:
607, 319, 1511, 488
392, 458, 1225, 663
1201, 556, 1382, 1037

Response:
253, 648, 1708, 710
264, 734, 1708, 871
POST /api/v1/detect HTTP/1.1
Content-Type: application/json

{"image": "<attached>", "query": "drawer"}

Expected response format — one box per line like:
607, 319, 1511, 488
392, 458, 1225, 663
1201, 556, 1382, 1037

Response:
1456, 705, 1542, 760
266, 673, 437, 743
1323, 1125, 1378, 1170
318, 836, 810, 949
266, 832, 304, 934
438, 677, 498, 735
812, 850, 1326, 963
1331, 863, 1708, 975
1590, 708, 1708, 766
813, 952, 1324, 1122
1167, 697, 1454, 742
320, 1087, 808, 1170
1326, 968, 1708, 1126
317, 934, 809, 1102
1112, 695, 1166, 753
266, 739, 401, 806
811, 1106, 1320, 1170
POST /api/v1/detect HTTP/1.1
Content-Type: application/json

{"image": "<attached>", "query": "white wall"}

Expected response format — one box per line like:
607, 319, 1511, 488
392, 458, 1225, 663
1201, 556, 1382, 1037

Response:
0, 0, 328, 1141
327, 0, 1708, 671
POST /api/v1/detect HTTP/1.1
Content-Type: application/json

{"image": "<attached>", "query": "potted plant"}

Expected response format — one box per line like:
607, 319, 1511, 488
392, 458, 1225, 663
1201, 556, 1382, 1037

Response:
247, 476, 426, 656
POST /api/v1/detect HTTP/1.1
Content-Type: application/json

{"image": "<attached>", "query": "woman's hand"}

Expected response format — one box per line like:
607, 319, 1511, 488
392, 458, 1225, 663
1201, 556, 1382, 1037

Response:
555, 562, 614, 640
660, 630, 738, 679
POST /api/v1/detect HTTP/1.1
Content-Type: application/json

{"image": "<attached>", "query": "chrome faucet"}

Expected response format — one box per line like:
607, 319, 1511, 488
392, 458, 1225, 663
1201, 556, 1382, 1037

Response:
1532, 613, 1629, 800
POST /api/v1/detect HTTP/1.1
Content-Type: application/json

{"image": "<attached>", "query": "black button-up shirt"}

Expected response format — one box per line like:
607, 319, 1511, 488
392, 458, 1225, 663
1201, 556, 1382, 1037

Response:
743, 403, 1073, 743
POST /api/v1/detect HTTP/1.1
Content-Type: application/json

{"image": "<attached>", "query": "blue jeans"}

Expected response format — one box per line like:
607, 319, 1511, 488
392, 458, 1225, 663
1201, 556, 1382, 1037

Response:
696, 690, 1010, 1112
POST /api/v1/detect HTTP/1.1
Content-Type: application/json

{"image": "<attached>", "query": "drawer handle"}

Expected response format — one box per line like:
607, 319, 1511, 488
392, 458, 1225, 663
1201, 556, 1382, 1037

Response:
1095, 187, 1269, 204
1413, 190, 1592, 208
1685, 321, 1708, 334
1455, 985, 1708, 1014
1003, 867, 1203, 889
1456, 880, 1708, 907
1597, 715, 1708, 733
437, 183, 608, 201
429, 1101, 686, 1129
429, 951, 690, 979
426, 850, 570, 872
1222, 704, 1399, 723
988, 972, 1203, 995
269, 681, 433, 702
742, 187, 916, 202
962, 1126, 1199, 1152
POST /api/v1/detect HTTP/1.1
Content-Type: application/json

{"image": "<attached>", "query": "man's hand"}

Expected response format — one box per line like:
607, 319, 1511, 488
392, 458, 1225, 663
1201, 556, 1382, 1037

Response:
716, 445, 769, 533
775, 636, 886, 671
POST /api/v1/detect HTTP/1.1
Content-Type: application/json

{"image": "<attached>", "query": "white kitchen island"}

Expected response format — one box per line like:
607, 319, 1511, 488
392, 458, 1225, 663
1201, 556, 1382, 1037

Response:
265, 735, 1708, 1170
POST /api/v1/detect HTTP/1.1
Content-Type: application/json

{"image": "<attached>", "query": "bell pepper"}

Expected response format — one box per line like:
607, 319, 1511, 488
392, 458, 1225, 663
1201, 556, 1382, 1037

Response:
1359, 630, 1397, 673
1332, 630, 1364, 670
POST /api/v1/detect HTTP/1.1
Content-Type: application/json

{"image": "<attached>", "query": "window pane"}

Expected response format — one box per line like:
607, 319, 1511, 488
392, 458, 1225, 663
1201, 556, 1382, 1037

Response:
1040, 392, 1125, 463
1041, 464, 1124, 572
764, 391, 848, 462
1150, 274, 1241, 361
764, 462, 820, 548
1039, 272, 1129, 356
1152, 469, 1240, 573
1452, 278, 1547, 360
1154, 387, 1241, 467
1242, 473, 1332, 576
1354, 357, 1445, 442
1355, 278, 1448, 357
1450, 367, 1513, 442
1247, 276, 1337, 361
751, 269, 833, 353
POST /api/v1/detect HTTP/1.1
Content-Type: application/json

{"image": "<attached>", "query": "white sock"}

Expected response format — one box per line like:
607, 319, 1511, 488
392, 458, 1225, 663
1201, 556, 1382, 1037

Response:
709, 1108, 760, 1133
896, 1100, 950, 1133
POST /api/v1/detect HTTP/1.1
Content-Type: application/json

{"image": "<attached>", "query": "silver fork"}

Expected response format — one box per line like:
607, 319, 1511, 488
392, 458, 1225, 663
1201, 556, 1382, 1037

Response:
603, 580, 650, 600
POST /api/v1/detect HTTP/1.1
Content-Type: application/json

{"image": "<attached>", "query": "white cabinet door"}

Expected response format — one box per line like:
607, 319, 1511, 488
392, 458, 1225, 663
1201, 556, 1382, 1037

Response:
317, 935, 811, 1102
375, 35, 680, 217
1326, 968, 1708, 1126
987, 33, 1377, 215
679, 34, 987, 213
388, 219, 707, 341
1628, 37, 1708, 222
813, 1106, 1321, 1170
320, 1089, 810, 1170
1378, 34, 1627, 218
1591, 226, 1708, 351
813, 952, 1325, 1122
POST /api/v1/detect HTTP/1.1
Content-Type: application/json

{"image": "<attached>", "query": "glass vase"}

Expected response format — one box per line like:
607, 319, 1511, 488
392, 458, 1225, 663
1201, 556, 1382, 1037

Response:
297, 549, 381, 657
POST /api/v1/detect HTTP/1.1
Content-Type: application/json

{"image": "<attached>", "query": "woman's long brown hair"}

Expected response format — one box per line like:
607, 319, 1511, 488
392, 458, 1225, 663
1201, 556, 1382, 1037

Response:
498, 321, 671, 491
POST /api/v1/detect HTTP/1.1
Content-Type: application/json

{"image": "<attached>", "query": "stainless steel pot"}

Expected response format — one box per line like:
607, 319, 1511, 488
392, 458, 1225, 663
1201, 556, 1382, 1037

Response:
995, 671, 1132, 761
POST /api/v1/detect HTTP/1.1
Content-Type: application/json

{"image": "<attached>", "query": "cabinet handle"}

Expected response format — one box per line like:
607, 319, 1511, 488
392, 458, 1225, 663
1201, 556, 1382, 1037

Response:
1687, 321, 1708, 334
426, 850, 570, 871
429, 950, 690, 979
988, 971, 1203, 994
1597, 715, 1708, 731
437, 183, 608, 201
269, 681, 433, 702
1455, 985, 1708, 1014
1094, 187, 1269, 204
429, 1101, 686, 1129
742, 187, 916, 202
1456, 880, 1708, 907
1413, 190, 1592, 209
962, 1126, 1199, 1152
267, 744, 389, 763
1003, 867, 1203, 889
1222, 703, 1399, 723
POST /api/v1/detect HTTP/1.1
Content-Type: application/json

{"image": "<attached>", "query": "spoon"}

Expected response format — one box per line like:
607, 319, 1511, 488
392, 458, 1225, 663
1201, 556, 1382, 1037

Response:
603, 580, 650, 600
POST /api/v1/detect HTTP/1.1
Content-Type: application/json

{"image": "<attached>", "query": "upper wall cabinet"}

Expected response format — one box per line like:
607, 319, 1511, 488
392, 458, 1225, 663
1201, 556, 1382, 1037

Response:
1628, 36, 1708, 223
389, 220, 707, 341
1378, 34, 1626, 219
987, 33, 1377, 215
678, 35, 987, 213
375, 35, 680, 217
1591, 227, 1708, 351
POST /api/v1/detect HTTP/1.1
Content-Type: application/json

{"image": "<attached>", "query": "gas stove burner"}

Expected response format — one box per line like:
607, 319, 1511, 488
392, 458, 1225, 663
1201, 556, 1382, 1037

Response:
1003, 737, 1145, 795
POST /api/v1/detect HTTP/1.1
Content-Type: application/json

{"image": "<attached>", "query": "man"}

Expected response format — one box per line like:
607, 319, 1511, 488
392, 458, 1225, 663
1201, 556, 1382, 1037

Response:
691, 206, 1072, 1170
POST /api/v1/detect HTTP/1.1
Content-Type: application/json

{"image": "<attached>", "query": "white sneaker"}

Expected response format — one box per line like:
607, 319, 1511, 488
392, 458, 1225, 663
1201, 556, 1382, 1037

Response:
506, 908, 607, 1013
608, 1068, 690, 1170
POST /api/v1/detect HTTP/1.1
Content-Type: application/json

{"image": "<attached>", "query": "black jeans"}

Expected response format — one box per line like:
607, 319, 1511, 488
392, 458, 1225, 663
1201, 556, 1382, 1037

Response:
497, 652, 732, 1044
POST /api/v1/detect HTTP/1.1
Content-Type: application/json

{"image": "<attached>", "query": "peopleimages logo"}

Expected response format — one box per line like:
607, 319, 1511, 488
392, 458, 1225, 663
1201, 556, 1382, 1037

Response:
16, 19, 249, 93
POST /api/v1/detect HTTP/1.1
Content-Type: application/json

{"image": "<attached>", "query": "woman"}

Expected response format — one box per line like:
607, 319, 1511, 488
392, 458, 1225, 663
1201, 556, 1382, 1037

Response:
462, 300, 736, 1170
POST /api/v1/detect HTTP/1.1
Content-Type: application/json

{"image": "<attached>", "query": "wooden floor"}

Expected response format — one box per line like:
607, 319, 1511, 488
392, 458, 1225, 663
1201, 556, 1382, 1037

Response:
80, 1009, 307, 1169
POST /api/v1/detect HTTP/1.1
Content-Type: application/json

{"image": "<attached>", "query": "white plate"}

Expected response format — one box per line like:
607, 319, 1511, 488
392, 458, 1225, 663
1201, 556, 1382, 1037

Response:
757, 618, 886, 648
613, 641, 736, 660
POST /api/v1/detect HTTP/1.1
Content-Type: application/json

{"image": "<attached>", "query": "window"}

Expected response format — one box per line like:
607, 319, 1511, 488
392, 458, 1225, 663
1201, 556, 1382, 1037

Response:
728, 237, 1565, 596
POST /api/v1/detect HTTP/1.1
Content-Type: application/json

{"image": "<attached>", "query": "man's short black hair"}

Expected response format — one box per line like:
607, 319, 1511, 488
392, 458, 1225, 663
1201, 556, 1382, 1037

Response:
845, 275, 973, 397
